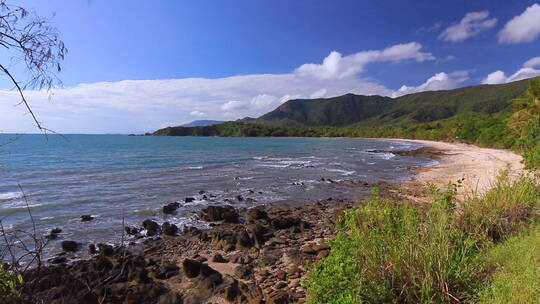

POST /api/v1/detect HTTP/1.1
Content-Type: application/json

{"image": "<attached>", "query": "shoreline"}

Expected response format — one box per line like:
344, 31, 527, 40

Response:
14, 139, 526, 303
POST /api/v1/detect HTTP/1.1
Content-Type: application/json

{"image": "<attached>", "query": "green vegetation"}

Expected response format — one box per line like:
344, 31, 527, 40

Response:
477, 224, 540, 304
303, 174, 540, 303
153, 77, 540, 169
0, 263, 23, 303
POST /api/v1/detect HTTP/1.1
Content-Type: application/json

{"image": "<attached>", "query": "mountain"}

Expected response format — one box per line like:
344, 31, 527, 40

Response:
181, 120, 225, 127
257, 79, 530, 127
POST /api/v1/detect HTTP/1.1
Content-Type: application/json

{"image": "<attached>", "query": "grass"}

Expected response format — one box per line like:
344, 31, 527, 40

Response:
477, 224, 540, 304
303, 174, 540, 304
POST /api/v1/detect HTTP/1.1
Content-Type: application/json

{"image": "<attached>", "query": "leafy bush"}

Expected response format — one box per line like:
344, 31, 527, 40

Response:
0, 263, 23, 303
303, 174, 540, 304
303, 191, 481, 304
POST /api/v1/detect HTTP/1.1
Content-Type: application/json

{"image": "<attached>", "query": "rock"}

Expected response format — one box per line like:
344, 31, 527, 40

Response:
234, 265, 253, 280
266, 290, 289, 304
80, 215, 94, 222
155, 262, 180, 279
88, 243, 97, 255
211, 253, 228, 263
51, 228, 62, 234
275, 269, 287, 281
271, 216, 301, 230
185, 197, 195, 203
125, 226, 140, 235
157, 292, 183, 304
162, 222, 179, 236
275, 281, 287, 289
97, 243, 114, 256
246, 206, 268, 222
236, 195, 244, 201
198, 190, 205, 195
259, 250, 281, 267
199, 205, 239, 223
228, 253, 251, 264
237, 230, 254, 248
61, 240, 78, 252
143, 219, 161, 236
49, 256, 67, 264
182, 259, 201, 278
162, 202, 180, 214
300, 244, 316, 254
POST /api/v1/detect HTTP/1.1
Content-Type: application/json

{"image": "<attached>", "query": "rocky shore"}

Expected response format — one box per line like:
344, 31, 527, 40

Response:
20, 194, 364, 304
14, 145, 454, 304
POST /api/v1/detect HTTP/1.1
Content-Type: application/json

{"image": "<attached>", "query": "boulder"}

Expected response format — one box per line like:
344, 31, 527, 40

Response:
162, 222, 179, 236
80, 215, 94, 222
185, 197, 195, 203
211, 253, 228, 263
142, 219, 161, 236
246, 206, 268, 222
61, 240, 78, 252
199, 205, 239, 223
234, 265, 253, 280
162, 202, 180, 214
125, 226, 140, 235
182, 259, 201, 278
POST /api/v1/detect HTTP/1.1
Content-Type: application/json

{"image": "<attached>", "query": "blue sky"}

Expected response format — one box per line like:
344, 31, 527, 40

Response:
1, 0, 539, 133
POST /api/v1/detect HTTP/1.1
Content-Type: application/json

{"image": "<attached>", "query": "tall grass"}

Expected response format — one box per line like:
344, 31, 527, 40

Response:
477, 224, 540, 304
303, 174, 540, 304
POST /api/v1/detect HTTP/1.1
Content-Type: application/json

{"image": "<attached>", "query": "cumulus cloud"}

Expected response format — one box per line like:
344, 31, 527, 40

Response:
0, 42, 437, 133
482, 56, 540, 84
439, 11, 497, 42
524, 56, 540, 68
392, 71, 470, 97
295, 42, 434, 79
498, 4, 540, 44
481, 71, 507, 85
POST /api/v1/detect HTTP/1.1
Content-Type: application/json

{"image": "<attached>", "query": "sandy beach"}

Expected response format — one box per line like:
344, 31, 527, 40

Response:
395, 139, 525, 197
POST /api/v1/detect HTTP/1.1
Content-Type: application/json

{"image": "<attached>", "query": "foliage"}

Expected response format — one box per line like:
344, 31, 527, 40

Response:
477, 224, 540, 304
0, 263, 23, 303
303, 174, 540, 304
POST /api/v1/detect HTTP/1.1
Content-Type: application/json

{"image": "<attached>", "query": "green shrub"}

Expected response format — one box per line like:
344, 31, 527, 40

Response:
0, 263, 23, 303
303, 194, 481, 304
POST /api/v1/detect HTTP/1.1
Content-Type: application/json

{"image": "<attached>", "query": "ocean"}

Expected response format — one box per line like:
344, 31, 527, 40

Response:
0, 134, 435, 257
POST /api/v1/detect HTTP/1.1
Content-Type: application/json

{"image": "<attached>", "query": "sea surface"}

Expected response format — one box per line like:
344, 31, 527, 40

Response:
0, 134, 435, 257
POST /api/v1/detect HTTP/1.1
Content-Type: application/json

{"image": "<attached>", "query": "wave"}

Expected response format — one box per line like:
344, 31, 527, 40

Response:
0, 191, 23, 200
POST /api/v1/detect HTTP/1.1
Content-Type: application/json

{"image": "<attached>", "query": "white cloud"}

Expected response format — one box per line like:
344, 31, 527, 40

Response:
482, 71, 507, 84
524, 56, 540, 68
190, 110, 205, 117
481, 56, 540, 84
0, 42, 438, 133
498, 4, 540, 44
309, 89, 327, 99
416, 22, 443, 35
439, 11, 497, 42
295, 42, 434, 79
392, 71, 470, 97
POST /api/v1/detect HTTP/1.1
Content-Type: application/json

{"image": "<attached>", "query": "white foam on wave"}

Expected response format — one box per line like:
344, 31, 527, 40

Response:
185, 166, 203, 170
0, 191, 23, 200
326, 168, 356, 176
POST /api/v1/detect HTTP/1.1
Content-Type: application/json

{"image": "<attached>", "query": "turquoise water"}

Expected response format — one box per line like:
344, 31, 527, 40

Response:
0, 134, 434, 257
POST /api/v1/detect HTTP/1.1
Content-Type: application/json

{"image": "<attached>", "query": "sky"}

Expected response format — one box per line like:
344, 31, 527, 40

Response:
0, 0, 539, 134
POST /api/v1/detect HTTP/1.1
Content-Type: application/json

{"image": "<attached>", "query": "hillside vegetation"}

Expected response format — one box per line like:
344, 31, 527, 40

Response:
153, 77, 540, 169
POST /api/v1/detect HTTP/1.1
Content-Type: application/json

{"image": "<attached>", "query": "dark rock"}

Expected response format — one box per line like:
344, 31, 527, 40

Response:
157, 292, 183, 304
271, 216, 301, 230
182, 259, 201, 278
198, 190, 205, 195
259, 250, 281, 267
234, 265, 253, 280
236, 195, 244, 201
128, 266, 149, 283
88, 243, 97, 255
155, 262, 180, 280
228, 253, 251, 264
125, 226, 140, 235
237, 230, 254, 248
266, 290, 289, 304
80, 215, 94, 222
185, 197, 195, 203
246, 206, 268, 222
163, 202, 180, 214
143, 219, 161, 236
61, 240, 78, 252
49, 256, 67, 264
162, 222, 179, 236
211, 253, 228, 263
199, 205, 239, 223
51, 228, 62, 234
97, 243, 114, 257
